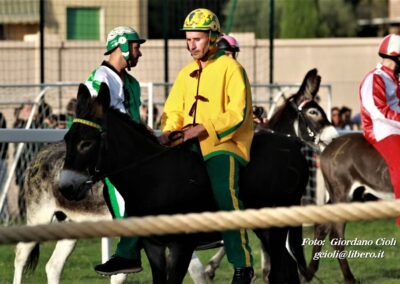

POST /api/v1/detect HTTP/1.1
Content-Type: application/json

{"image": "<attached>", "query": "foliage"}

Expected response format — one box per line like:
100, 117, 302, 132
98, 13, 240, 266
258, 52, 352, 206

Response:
279, 0, 320, 38
223, 0, 272, 37
356, 0, 388, 19
148, 0, 229, 39
223, 0, 386, 38
318, 0, 359, 37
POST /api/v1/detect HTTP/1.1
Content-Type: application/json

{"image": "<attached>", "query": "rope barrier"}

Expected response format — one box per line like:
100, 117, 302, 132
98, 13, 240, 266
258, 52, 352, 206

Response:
1, 200, 400, 245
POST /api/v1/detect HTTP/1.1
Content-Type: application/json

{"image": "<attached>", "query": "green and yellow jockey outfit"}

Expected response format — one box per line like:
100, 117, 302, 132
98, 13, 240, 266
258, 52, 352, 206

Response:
85, 61, 141, 261
162, 52, 254, 268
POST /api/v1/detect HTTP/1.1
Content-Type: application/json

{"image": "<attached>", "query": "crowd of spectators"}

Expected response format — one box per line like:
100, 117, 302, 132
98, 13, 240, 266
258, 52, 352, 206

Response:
331, 105, 361, 131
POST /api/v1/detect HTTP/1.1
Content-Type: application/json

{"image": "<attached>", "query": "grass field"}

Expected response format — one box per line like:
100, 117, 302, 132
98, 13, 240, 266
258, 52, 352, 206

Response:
1, 219, 400, 283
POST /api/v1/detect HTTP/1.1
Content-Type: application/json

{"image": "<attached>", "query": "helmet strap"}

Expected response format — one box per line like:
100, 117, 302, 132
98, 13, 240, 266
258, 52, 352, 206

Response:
200, 50, 210, 62
125, 43, 133, 71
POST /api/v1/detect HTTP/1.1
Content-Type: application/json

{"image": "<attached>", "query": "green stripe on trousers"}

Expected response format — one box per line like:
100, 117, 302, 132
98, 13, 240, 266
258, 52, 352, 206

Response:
206, 155, 254, 268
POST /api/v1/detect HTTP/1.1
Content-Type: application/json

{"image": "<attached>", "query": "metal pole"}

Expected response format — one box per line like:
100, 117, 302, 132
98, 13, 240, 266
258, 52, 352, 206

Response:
269, 0, 274, 85
224, 0, 238, 34
39, 0, 45, 84
163, 1, 169, 98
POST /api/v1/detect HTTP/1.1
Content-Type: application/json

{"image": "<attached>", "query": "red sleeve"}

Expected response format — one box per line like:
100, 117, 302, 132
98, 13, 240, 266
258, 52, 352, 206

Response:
373, 74, 400, 121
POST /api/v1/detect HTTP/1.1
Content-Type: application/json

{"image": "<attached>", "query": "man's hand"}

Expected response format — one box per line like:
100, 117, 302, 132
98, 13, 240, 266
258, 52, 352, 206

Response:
158, 131, 171, 145
183, 124, 208, 141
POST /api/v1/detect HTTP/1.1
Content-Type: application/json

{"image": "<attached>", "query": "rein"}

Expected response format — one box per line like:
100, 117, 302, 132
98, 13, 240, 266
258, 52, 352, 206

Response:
72, 118, 176, 182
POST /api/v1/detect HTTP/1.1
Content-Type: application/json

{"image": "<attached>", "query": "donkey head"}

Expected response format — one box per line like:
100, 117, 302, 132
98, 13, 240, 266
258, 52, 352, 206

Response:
268, 69, 338, 149
59, 83, 110, 201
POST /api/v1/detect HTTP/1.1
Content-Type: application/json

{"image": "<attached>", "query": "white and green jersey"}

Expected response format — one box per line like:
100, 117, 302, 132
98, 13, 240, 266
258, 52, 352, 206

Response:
85, 62, 141, 123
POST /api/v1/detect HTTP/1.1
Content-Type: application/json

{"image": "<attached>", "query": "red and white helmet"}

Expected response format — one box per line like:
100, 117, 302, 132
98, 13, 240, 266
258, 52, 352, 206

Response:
378, 34, 400, 58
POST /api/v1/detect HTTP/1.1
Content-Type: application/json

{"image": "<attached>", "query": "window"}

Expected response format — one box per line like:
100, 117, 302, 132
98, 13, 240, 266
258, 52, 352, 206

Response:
67, 7, 100, 40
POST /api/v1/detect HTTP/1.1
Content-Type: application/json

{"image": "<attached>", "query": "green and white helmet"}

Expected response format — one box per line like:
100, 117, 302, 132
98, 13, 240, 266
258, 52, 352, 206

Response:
104, 26, 146, 60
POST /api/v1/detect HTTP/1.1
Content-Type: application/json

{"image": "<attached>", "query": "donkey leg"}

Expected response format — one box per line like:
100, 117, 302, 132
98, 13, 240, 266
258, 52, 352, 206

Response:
260, 242, 270, 283
142, 239, 167, 283
13, 242, 38, 284
204, 247, 225, 280
256, 227, 300, 284
110, 273, 128, 284
329, 222, 356, 284
307, 223, 331, 277
167, 241, 197, 284
188, 252, 207, 284
45, 239, 77, 284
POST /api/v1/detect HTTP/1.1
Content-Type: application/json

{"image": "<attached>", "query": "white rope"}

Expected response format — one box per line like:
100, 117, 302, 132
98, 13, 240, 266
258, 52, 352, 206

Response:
0, 200, 399, 245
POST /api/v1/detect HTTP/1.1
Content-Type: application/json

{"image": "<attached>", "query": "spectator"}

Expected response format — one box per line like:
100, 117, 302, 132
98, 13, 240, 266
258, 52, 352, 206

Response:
351, 112, 362, 130
140, 103, 160, 128
330, 106, 341, 129
339, 106, 353, 130
66, 98, 77, 128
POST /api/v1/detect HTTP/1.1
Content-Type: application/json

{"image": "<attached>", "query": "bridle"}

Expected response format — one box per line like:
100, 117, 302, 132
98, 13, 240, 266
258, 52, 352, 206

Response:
72, 118, 106, 184
287, 98, 322, 150
71, 117, 175, 184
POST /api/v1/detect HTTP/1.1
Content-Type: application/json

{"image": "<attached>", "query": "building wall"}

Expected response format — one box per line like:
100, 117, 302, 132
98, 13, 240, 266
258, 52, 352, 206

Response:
3, 24, 39, 40
0, 37, 383, 116
389, 0, 400, 18
45, 0, 147, 41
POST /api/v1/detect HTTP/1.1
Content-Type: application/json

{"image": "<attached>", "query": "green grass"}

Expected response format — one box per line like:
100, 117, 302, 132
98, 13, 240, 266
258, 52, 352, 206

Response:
1, 219, 399, 283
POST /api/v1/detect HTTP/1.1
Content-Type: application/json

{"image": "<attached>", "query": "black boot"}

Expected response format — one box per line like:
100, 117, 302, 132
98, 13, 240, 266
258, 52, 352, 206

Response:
94, 255, 143, 276
231, 267, 255, 284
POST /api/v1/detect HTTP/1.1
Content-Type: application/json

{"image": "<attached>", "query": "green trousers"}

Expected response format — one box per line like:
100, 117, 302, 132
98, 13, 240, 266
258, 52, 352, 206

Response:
105, 178, 141, 261
206, 155, 254, 268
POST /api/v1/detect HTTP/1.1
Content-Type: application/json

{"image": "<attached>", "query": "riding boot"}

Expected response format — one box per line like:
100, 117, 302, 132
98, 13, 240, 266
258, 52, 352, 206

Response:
231, 267, 255, 284
94, 255, 142, 276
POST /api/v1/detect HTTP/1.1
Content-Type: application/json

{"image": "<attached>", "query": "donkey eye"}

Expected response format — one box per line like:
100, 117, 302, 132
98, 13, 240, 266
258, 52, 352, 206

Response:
77, 140, 95, 153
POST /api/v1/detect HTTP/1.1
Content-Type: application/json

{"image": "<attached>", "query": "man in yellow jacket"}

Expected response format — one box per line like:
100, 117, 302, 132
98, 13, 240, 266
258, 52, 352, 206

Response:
159, 8, 255, 284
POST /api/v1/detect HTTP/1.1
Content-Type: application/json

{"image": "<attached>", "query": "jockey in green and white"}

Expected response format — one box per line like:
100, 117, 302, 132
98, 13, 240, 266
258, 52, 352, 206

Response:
85, 26, 145, 276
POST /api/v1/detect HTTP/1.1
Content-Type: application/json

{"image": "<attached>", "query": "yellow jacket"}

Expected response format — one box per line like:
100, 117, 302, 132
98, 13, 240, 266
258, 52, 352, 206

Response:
162, 52, 254, 164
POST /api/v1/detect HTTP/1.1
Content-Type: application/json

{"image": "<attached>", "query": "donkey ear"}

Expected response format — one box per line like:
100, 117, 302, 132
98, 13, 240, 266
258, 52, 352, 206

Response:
76, 83, 92, 117
295, 68, 321, 103
96, 82, 111, 111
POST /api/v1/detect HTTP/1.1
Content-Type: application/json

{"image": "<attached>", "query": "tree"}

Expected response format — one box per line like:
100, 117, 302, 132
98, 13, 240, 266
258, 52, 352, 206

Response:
279, 0, 320, 38
318, 0, 359, 37
224, 0, 277, 37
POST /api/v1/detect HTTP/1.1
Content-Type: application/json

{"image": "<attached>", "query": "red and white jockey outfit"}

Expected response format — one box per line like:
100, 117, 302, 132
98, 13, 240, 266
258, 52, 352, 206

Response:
359, 63, 400, 224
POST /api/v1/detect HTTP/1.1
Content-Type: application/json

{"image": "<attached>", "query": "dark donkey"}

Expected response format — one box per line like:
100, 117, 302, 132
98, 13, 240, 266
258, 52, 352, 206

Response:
59, 82, 313, 284
204, 68, 338, 282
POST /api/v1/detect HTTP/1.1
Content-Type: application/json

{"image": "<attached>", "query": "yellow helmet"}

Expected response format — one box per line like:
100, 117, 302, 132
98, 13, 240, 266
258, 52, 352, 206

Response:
182, 8, 221, 32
